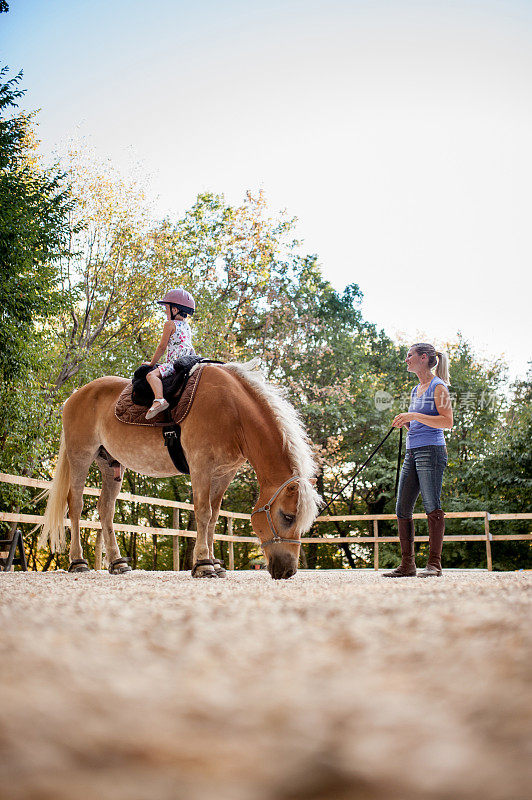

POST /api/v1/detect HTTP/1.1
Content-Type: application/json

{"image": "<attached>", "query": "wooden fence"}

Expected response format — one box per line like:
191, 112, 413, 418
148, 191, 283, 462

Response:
1, 472, 531, 571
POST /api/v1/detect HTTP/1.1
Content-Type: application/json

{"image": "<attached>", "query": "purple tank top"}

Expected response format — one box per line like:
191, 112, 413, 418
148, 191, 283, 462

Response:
406, 376, 446, 449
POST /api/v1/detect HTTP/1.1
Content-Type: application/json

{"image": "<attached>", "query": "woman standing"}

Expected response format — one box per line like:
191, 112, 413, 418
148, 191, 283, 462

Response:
384, 343, 453, 578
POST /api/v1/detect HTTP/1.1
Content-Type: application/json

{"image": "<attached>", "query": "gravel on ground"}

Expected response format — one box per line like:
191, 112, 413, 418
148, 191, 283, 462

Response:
0, 569, 530, 800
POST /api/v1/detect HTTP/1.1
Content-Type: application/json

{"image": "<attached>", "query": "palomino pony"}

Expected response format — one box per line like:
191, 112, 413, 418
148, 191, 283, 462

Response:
39, 362, 321, 579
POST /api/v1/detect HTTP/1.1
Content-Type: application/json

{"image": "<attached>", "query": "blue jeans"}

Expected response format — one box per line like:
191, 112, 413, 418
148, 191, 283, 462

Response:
396, 445, 447, 518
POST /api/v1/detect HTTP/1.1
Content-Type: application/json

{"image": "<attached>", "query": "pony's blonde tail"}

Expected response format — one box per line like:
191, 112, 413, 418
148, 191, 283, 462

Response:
39, 430, 70, 553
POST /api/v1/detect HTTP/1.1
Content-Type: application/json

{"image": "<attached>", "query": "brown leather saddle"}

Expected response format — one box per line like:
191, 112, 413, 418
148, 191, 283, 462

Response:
115, 362, 205, 428
111, 363, 206, 474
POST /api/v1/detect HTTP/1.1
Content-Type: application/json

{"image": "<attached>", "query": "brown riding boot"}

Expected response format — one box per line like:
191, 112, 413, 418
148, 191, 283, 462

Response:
383, 518, 417, 577
418, 509, 445, 577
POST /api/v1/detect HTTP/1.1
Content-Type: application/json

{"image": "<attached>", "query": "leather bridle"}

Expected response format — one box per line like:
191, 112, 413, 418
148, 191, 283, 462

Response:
251, 476, 302, 549
250, 428, 404, 553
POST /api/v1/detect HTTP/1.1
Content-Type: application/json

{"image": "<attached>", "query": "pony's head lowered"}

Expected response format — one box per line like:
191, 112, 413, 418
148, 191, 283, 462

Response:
224, 360, 322, 579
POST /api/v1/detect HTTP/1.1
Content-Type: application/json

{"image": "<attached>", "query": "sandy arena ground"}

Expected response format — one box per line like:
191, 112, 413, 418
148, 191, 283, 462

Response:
0, 569, 530, 800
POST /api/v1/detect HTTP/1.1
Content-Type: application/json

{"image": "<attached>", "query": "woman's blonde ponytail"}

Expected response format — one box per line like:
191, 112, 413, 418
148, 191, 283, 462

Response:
435, 351, 450, 384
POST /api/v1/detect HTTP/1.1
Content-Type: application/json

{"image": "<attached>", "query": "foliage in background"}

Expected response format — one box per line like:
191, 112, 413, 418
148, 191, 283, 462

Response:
1, 69, 530, 571
0, 67, 72, 421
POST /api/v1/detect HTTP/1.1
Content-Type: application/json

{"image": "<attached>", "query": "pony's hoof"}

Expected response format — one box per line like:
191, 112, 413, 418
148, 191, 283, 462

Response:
68, 559, 90, 573
108, 557, 132, 575
191, 559, 218, 578
213, 559, 227, 578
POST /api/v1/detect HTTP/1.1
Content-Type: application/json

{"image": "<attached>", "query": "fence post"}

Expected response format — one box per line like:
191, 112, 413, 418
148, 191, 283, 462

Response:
484, 512, 492, 571
172, 508, 180, 571
0, 538, 10, 571
94, 532, 103, 570
373, 520, 379, 570
152, 535, 158, 570
228, 518, 234, 571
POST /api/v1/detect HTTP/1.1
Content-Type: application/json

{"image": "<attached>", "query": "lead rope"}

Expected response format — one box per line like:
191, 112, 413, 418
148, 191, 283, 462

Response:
318, 426, 403, 520
395, 426, 403, 497
253, 428, 404, 548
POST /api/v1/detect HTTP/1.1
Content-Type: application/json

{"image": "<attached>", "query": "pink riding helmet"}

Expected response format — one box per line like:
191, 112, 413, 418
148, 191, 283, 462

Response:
156, 288, 195, 316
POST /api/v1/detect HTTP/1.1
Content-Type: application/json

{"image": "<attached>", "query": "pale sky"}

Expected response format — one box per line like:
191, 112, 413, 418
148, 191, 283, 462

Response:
4, 0, 532, 380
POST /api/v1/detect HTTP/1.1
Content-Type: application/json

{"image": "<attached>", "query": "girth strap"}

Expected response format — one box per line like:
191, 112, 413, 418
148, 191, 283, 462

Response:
163, 425, 190, 474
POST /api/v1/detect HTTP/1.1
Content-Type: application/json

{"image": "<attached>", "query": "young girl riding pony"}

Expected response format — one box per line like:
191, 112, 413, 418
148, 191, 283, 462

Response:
145, 288, 196, 419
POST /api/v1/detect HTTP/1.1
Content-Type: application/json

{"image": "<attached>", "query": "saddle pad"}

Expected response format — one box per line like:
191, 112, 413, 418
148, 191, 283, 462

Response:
115, 364, 205, 427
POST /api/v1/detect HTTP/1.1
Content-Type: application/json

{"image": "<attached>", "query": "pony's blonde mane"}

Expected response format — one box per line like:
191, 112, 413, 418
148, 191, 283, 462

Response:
224, 359, 322, 534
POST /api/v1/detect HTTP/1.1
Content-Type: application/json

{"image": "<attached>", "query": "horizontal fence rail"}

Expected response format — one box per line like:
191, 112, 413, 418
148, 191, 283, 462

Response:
1, 472, 531, 571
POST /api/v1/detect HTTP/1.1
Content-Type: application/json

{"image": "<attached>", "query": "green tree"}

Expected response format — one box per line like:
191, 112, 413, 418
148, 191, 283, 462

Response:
473, 367, 532, 569
0, 66, 72, 384
0, 66, 75, 548
1, 113, 528, 571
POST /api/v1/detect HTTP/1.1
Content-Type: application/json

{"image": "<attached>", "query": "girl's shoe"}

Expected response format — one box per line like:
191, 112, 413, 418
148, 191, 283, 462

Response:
146, 398, 169, 419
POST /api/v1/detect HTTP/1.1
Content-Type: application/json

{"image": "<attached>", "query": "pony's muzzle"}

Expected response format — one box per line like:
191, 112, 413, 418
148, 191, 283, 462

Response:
267, 550, 298, 580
